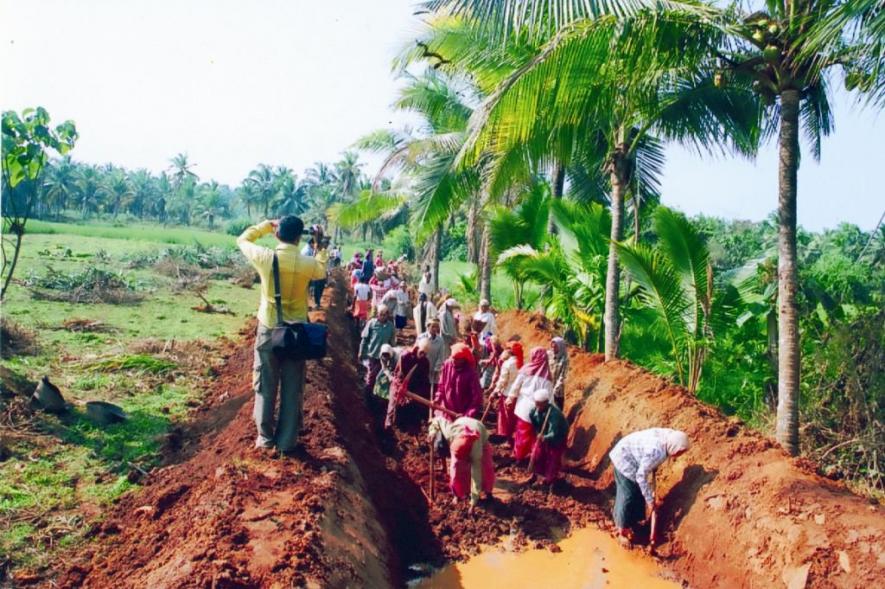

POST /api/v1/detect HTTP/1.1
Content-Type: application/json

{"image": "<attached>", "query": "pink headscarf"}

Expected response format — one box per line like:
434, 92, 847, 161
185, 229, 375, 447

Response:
522, 347, 551, 380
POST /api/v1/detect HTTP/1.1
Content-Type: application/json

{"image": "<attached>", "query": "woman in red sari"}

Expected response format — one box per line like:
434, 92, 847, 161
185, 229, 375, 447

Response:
492, 341, 523, 438
505, 347, 553, 460
434, 343, 483, 420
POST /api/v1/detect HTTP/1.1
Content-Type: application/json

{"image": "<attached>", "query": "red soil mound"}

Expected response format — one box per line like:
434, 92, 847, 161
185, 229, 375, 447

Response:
496, 310, 885, 589
58, 275, 397, 589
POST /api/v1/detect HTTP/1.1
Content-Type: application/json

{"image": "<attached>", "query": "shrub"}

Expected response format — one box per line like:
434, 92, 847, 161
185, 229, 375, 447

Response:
225, 218, 253, 236
381, 226, 414, 261
25, 266, 144, 304
0, 318, 40, 359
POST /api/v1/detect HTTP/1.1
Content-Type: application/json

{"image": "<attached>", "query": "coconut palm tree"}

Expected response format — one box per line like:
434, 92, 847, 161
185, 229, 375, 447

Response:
444, 9, 758, 364
42, 156, 79, 219
244, 164, 279, 218
355, 70, 481, 294
103, 170, 133, 219
75, 164, 102, 219
428, 0, 885, 459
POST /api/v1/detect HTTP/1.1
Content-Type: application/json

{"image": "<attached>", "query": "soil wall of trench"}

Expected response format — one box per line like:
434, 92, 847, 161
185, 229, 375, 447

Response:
56, 273, 431, 588
52, 275, 885, 589
495, 311, 885, 589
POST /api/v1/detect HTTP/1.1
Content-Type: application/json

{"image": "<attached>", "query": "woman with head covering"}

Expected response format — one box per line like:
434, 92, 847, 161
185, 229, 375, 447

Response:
385, 338, 432, 429
491, 341, 524, 438
478, 335, 503, 390
434, 343, 483, 420
609, 428, 690, 541
548, 337, 570, 409
351, 275, 373, 327
429, 416, 495, 508
526, 391, 569, 486
505, 347, 553, 460
372, 344, 400, 400
438, 298, 460, 353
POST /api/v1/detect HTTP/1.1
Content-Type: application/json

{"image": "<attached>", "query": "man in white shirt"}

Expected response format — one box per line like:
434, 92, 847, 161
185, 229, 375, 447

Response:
473, 299, 497, 337
418, 266, 433, 297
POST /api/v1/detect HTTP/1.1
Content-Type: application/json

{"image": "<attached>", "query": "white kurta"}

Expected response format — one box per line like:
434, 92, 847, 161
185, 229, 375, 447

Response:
506, 372, 553, 422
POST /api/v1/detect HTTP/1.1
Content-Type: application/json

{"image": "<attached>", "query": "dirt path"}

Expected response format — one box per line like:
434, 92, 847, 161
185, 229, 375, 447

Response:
53, 277, 884, 588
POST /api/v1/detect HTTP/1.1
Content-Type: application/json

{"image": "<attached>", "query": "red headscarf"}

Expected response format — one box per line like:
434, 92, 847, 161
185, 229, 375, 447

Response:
508, 341, 525, 369
450, 343, 475, 367
522, 347, 551, 379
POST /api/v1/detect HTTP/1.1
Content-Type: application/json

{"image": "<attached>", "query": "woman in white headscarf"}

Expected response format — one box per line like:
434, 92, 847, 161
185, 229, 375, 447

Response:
608, 428, 690, 541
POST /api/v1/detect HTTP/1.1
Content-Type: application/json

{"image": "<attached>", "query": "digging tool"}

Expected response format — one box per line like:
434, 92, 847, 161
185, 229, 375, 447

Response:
479, 391, 496, 423
429, 430, 436, 502
402, 391, 460, 418
648, 473, 659, 554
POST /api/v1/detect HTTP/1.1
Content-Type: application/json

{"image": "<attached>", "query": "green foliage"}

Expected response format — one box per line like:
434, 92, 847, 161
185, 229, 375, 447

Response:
25, 266, 139, 293
90, 354, 177, 375
225, 218, 253, 236
441, 220, 469, 261
382, 225, 415, 260
618, 207, 714, 392
2, 108, 77, 188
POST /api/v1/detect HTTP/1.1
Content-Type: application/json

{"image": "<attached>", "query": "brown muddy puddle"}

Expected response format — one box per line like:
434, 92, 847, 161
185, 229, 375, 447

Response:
412, 527, 680, 589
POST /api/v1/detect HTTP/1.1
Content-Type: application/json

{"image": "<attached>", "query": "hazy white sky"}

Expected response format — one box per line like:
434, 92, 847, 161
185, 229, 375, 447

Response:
2, 0, 883, 231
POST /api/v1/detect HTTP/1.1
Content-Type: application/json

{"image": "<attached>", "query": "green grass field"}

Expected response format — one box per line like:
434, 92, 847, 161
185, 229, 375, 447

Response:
0, 222, 262, 571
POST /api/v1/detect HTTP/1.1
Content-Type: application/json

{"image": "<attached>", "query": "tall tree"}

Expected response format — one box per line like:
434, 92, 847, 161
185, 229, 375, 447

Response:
441, 9, 758, 362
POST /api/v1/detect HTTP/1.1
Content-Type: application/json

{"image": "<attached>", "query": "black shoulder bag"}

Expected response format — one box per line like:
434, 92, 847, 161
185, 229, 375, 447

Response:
270, 254, 328, 360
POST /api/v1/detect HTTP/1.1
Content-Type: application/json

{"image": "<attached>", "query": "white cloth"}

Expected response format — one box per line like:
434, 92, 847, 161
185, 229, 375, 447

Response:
395, 289, 411, 317
418, 275, 433, 296
418, 332, 446, 381
493, 357, 519, 397
609, 428, 688, 505
353, 283, 372, 302
413, 301, 438, 332
506, 372, 552, 422
472, 310, 497, 335
301, 244, 315, 257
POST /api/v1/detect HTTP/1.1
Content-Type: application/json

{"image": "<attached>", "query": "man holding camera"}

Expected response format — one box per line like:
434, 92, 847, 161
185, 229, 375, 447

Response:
237, 216, 326, 455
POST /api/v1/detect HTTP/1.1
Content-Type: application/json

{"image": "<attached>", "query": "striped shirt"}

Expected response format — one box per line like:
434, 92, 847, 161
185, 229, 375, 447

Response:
609, 429, 671, 505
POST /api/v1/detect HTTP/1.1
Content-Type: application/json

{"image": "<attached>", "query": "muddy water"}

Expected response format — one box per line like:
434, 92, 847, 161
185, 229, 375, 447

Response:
413, 527, 680, 589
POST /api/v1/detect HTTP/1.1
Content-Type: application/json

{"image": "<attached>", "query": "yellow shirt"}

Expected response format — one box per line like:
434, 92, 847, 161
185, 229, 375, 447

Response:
237, 221, 326, 327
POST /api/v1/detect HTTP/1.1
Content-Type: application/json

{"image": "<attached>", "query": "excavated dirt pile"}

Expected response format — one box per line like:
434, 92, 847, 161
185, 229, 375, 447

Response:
495, 311, 885, 589
53, 280, 884, 589
58, 275, 408, 588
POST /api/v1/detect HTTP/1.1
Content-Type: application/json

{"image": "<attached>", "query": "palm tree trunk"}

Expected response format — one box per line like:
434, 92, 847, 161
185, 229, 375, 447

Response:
776, 89, 801, 456
632, 192, 641, 242
467, 197, 480, 265
430, 228, 442, 293
604, 148, 627, 361
547, 163, 566, 234
479, 221, 492, 304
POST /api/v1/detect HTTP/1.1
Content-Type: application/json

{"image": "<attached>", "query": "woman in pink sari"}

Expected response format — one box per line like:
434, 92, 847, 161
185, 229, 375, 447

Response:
434, 343, 483, 420
430, 416, 495, 508
505, 347, 553, 460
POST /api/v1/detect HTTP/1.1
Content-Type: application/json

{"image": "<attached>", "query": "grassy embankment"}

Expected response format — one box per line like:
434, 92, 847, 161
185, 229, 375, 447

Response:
0, 221, 260, 574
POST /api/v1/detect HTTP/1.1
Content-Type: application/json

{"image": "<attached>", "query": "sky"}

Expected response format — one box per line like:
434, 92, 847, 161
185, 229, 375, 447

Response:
2, 0, 883, 232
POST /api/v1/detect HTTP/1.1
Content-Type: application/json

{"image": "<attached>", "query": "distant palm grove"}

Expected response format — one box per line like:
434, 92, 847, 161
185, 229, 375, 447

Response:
3, 0, 882, 492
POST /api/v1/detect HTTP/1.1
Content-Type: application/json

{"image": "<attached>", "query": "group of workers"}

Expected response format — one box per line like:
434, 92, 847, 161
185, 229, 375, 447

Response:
236, 216, 692, 545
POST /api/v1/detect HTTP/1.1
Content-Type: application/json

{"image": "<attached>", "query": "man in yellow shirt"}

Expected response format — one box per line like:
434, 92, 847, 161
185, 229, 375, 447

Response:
237, 216, 326, 454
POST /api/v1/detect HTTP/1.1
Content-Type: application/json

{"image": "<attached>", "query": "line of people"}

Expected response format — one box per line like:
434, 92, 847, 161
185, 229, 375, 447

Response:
233, 218, 693, 547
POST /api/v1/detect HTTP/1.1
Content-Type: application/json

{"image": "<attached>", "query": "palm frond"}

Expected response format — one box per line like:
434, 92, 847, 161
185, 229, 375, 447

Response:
617, 241, 690, 378
652, 206, 711, 335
